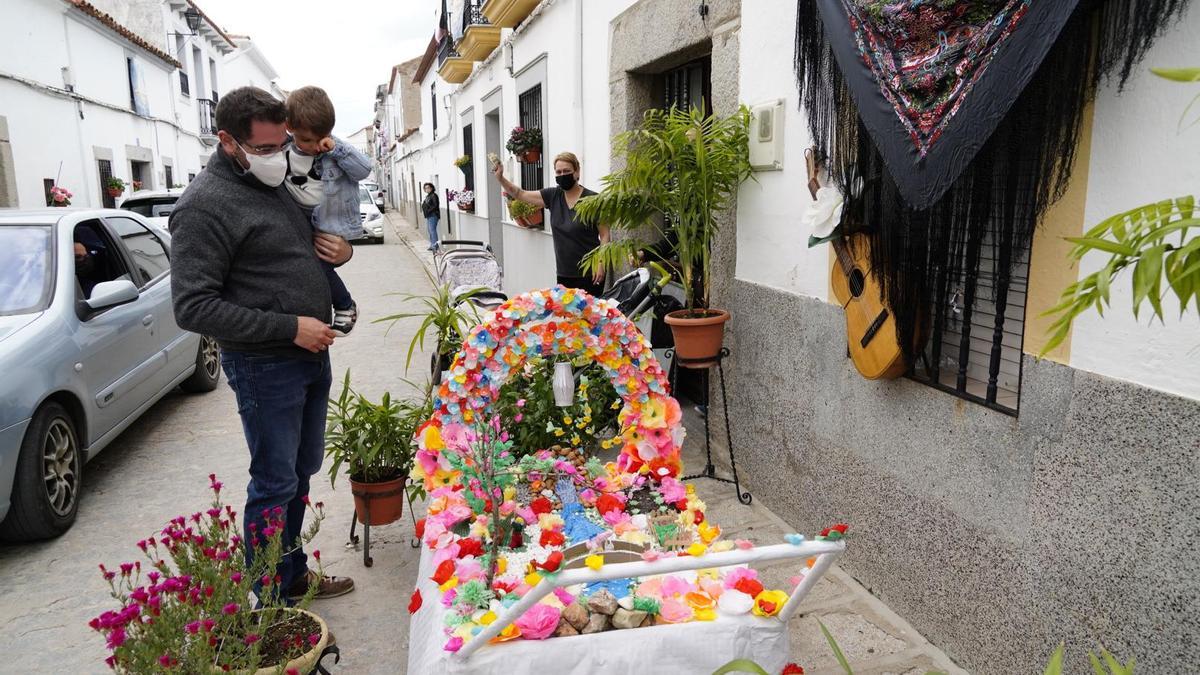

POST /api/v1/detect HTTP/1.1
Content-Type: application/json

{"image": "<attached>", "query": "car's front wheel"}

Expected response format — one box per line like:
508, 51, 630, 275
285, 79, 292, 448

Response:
180, 336, 221, 393
0, 402, 82, 541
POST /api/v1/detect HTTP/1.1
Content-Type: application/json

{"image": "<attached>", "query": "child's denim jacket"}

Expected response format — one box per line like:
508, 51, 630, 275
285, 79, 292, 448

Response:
311, 138, 372, 239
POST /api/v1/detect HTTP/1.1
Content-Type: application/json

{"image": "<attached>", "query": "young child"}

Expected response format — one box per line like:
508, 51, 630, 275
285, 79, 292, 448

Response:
283, 86, 372, 336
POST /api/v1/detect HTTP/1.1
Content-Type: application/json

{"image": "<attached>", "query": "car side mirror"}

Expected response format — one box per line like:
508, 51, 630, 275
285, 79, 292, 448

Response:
85, 279, 140, 311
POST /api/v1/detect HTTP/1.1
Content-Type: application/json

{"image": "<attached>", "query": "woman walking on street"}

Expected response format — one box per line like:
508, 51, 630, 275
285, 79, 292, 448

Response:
493, 152, 609, 296
421, 182, 440, 251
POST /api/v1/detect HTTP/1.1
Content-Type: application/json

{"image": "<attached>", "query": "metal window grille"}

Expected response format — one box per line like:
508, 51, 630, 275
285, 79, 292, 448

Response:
462, 123, 475, 192
98, 159, 115, 208
431, 82, 438, 140
518, 85, 543, 191
910, 230, 1031, 415
43, 179, 55, 206
198, 98, 216, 136
164, 165, 173, 188
179, 70, 189, 97
663, 57, 712, 114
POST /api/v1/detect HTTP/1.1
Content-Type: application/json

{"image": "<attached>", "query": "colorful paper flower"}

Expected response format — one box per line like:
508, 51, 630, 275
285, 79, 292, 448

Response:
752, 589, 789, 617
782, 663, 805, 674
431, 559, 455, 585
717, 589, 754, 615
408, 589, 422, 614
489, 623, 521, 643
514, 604, 561, 640
658, 597, 694, 623
585, 554, 604, 571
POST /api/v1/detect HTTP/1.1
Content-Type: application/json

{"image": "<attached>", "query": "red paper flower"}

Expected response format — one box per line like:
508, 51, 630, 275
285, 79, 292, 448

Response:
539, 529, 565, 547
456, 538, 485, 559
674, 498, 689, 511
819, 523, 850, 538
431, 559, 455, 585
533, 551, 563, 573
493, 579, 517, 594
596, 494, 624, 515
782, 663, 805, 675
408, 589, 422, 614
733, 577, 764, 598
530, 497, 553, 515
415, 518, 426, 539
694, 510, 705, 525
509, 528, 524, 548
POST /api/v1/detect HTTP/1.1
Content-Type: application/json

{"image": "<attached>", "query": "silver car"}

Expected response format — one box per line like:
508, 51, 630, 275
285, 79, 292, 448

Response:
0, 209, 219, 541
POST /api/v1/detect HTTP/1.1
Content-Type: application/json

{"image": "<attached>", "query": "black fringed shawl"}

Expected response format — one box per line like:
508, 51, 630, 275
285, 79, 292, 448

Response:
795, 0, 1191, 363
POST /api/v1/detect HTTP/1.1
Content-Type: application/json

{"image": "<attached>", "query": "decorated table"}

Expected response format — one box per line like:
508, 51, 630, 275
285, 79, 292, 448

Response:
404, 287, 846, 673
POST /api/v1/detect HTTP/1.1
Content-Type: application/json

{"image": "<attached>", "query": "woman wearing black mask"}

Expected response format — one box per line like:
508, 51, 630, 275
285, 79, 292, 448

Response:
493, 151, 609, 296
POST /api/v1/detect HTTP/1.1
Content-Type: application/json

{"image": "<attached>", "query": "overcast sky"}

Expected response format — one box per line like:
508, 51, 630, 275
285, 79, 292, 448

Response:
196, 0, 438, 137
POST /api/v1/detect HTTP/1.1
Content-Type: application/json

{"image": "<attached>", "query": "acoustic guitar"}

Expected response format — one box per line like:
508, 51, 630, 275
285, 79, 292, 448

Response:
829, 234, 907, 380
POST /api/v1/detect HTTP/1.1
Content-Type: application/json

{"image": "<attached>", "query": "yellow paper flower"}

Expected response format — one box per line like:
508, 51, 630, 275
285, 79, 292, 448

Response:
687, 542, 707, 557
419, 424, 445, 450
694, 608, 717, 621
554, 429, 565, 437
709, 540, 735, 553
525, 572, 542, 587
438, 576, 459, 593
563, 416, 573, 425
752, 590, 789, 617
479, 611, 497, 625
496, 558, 507, 575
585, 554, 604, 571
699, 522, 721, 544
503, 485, 516, 501
489, 623, 521, 643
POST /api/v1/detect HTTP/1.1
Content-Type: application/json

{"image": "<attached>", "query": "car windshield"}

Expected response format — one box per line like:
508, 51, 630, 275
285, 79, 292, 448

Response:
0, 226, 53, 315
359, 187, 373, 204
122, 197, 177, 218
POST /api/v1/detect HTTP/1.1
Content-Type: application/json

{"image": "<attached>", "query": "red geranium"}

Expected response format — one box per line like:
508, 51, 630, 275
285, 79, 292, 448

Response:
530, 497, 553, 515
408, 589, 422, 614
539, 529, 565, 547
733, 577, 764, 598
431, 559, 455, 585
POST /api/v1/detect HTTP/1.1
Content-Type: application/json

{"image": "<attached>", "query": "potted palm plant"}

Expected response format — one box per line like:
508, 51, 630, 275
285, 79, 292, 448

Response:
105, 177, 127, 199
576, 105, 753, 364
325, 373, 423, 526
376, 267, 487, 383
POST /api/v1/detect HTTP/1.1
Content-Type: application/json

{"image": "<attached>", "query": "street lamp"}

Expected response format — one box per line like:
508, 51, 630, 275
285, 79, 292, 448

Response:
168, 7, 203, 39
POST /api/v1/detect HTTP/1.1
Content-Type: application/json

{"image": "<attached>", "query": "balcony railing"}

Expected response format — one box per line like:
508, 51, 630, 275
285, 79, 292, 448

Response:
463, 0, 489, 33
198, 98, 217, 141
457, 0, 502, 61
436, 34, 460, 68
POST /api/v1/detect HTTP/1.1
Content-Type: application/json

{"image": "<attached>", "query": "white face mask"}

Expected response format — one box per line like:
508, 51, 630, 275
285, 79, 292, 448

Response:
237, 142, 288, 187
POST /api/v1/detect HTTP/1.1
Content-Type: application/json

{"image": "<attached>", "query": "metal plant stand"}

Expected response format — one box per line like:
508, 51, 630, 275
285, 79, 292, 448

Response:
346, 487, 421, 567
667, 347, 751, 505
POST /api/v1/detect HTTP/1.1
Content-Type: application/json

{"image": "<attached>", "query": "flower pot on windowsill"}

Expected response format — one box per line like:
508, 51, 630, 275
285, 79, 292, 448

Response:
106, 187, 124, 198
664, 308, 730, 368
520, 148, 542, 164
459, 201, 475, 213
349, 474, 406, 526
515, 209, 544, 229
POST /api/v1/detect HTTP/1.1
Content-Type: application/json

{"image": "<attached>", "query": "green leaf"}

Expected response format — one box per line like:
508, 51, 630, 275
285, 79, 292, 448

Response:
818, 619, 854, 675
1151, 67, 1200, 82
1044, 643, 1066, 675
1089, 652, 1107, 675
1066, 237, 1138, 257
711, 659, 771, 675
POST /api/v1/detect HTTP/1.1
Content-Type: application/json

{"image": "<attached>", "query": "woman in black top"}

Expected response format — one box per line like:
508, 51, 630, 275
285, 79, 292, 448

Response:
421, 182, 440, 251
493, 151, 610, 296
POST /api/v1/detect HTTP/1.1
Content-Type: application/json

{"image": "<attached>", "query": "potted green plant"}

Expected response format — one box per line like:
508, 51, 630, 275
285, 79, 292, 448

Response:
105, 177, 127, 199
506, 126, 543, 164
89, 474, 330, 674
452, 188, 476, 213
376, 267, 488, 382
48, 185, 73, 206
454, 154, 472, 173
508, 198, 544, 228
576, 105, 753, 364
325, 372, 424, 526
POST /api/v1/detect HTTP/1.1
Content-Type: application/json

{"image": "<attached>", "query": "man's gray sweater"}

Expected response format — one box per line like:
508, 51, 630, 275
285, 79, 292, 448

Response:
170, 147, 333, 360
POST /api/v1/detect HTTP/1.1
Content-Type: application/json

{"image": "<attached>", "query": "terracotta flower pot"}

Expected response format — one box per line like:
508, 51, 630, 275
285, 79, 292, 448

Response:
664, 308, 730, 368
107, 187, 124, 198
349, 475, 406, 526
515, 209, 544, 228
521, 149, 541, 164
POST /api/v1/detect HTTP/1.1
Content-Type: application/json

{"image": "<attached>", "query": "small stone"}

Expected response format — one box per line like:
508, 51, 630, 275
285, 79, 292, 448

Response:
612, 607, 648, 629
617, 596, 635, 611
563, 601, 589, 631
639, 614, 653, 628
587, 589, 619, 615
554, 617, 579, 637
582, 612, 611, 634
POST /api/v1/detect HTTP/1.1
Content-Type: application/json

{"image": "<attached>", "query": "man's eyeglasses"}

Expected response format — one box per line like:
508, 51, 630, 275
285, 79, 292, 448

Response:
239, 134, 293, 155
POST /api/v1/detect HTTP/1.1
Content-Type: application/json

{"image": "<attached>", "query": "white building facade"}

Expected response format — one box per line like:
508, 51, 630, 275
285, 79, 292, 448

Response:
0, 0, 282, 209
392, 1, 1200, 672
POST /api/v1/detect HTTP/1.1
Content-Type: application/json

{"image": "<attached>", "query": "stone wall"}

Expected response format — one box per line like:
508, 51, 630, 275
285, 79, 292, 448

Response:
723, 278, 1200, 674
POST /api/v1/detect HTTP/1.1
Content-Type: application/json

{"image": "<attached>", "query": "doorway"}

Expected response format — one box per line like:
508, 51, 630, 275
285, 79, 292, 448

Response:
484, 108, 503, 266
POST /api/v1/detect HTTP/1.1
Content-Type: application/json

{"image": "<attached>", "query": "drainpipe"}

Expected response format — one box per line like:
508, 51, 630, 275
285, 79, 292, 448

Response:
574, 0, 584, 161
62, 13, 90, 206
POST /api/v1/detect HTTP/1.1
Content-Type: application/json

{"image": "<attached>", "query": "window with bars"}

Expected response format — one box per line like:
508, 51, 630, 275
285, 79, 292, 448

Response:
518, 85, 544, 191
909, 232, 1031, 415
663, 57, 712, 114
43, 179, 55, 206
461, 123, 475, 192
164, 165, 173, 188
431, 82, 438, 140
98, 159, 115, 208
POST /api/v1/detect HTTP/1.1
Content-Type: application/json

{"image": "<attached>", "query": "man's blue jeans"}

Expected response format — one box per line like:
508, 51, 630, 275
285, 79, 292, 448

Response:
220, 350, 331, 599
426, 215, 440, 249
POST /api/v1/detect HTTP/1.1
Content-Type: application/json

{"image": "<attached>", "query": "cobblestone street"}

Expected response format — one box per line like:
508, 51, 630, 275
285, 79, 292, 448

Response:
0, 214, 964, 674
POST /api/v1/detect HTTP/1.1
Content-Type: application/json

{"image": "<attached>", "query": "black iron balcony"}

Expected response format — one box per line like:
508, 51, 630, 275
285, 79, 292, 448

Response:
463, 0, 490, 33
436, 34, 460, 68
198, 98, 217, 142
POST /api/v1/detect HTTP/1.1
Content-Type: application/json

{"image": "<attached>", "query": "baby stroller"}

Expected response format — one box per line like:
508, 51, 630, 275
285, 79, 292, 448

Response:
431, 241, 507, 384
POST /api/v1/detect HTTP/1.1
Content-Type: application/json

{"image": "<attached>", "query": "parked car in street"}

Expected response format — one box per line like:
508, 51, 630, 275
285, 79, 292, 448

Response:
356, 184, 385, 245
363, 180, 386, 212
119, 188, 185, 229
0, 208, 220, 541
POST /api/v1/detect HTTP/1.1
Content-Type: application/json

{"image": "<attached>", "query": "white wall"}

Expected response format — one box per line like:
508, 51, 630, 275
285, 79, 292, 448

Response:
1069, 4, 1200, 400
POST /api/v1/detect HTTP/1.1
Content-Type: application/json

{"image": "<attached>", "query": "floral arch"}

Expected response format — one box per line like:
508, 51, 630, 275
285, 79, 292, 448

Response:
426, 285, 685, 482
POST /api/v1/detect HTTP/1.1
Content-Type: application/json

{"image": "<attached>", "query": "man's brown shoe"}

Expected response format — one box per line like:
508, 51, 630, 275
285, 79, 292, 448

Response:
289, 569, 355, 601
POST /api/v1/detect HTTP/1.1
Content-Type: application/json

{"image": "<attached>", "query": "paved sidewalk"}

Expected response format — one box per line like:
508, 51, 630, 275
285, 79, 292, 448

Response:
386, 211, 967, 675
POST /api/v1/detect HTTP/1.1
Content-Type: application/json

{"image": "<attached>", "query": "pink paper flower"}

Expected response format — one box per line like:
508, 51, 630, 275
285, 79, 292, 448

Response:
660, 575, 691, 598
641, 549, 661, 562
514, 603, 561, 640
658, 597, 693, 623
444, 636, 464, 652
723, 567, 759, 590
553, 588, 576, 606
734, 539, 754, 550
658, 477, 687, 503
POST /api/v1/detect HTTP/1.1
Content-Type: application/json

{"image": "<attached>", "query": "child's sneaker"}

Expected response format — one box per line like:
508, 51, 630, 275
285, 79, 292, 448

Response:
331, 302, 358, 337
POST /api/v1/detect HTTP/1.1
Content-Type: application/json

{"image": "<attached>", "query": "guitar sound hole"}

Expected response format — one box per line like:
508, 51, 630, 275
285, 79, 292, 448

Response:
848, 269, 866, 298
